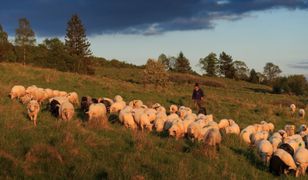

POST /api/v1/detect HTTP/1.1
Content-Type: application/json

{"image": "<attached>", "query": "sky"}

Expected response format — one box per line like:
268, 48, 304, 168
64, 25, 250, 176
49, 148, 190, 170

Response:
0, 0, 307, 75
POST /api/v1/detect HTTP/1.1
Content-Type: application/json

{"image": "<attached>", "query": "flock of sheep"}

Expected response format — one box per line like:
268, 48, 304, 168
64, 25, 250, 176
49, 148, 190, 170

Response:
8, 85, 308, 177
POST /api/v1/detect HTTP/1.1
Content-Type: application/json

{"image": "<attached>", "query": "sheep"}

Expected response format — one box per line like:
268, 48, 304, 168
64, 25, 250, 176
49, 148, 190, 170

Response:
303, 135, 308, 149
49, 99, 61, 117
260, 121, 275, 133
197, 114, 213, 124
225, 122, 240, 135
9, 85, 26, 99
257, 140, 273, 165
154, 111, 167, 132
66, 92, 79, 106
178, 106, 192, 120
98, 98, 113, 113
240, 125, 256, 144
269, 148, 297, 176
30, 88, 47, 103
182, 113, 197, 134
110, 96, 126, 113
283, 135, 305, 152
169, 105, 178, 114
25, 85, 38, 94
20, 93, 33, 104
298, 124, 308, 137
59, 91, 68, 97
122, 112, 137, 130
87, 103, 107, 126
250, 131, 269, 145
203, 128, 222, 150
164, 112, 181, 131
187, 120, 218, 142
299, 109, 305, 119
144, 108, 157, 123
52, 90, 60, 97
294, 148, 308, 177
290, 104, 296, 114
44, 88, 54, 98
132, 107, 153, 131
168, 120, 185, 140
27, 100, 40, 126
284, 125, 295, 136
218, 119, 230, 129
269, 132, 283, 152
59, 101, 75, 121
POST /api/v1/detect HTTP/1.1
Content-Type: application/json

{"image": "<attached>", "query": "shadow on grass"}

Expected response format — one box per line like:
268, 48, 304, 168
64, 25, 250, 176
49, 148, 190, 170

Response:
230, 146, 267, 172
246, 87, 271, 94
95, 170, 108, 180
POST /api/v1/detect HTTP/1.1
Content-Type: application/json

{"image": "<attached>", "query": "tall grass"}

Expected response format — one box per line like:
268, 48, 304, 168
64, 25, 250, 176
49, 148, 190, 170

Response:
0, 63, 306, 179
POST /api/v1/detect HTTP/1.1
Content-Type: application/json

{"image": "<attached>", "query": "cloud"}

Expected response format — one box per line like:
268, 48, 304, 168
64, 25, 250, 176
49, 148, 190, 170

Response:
0, 0, 308, 36
288, 60, 308, 69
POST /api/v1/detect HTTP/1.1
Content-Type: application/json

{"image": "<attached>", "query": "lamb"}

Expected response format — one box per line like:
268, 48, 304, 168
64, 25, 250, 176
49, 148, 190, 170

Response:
269, 148, 297, 176
66, 92, 79, 106
87, 103, 107, 125
294, 148, 308, 177
27, 100, 40, 126
203, 128, 222, 150
9, 85, 26, 99
257, 140, 273, 165
299, 109, 305, 119
59, 101, 75, 121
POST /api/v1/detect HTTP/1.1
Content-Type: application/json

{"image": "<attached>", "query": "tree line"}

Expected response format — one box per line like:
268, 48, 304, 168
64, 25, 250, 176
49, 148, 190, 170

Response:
0, 15, 94, 74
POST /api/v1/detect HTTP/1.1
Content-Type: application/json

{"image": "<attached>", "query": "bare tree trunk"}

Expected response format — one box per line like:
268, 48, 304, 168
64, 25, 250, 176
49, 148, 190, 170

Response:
23, 47, 26, 65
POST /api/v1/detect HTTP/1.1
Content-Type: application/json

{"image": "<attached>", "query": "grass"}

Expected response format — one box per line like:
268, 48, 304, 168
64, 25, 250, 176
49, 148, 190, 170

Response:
0, 62, 307, 179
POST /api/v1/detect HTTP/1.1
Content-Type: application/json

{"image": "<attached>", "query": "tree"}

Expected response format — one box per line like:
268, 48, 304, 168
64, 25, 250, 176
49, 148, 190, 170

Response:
65, 14, 91, 57
15, 18, 36, 65
287, 75, 307, 96
174, 52, 191, 73
218, 51, 235, 78
143, 59, 169, 87
65, 14, 93, 74
158, 53, 170, 70
233, 60, 249, 80
263, 62, 282, 83
199, 52, 218, 76
0, 25, 9, 61
249, 69, 259, 83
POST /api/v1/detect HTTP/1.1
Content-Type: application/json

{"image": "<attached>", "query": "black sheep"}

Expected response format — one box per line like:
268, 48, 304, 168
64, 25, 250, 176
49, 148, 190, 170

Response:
49, 99, 60, 117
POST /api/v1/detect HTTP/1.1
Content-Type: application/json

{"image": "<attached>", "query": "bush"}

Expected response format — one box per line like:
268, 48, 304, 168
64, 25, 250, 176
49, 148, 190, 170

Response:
272, 75, 307, 95
143, 59, 169, 87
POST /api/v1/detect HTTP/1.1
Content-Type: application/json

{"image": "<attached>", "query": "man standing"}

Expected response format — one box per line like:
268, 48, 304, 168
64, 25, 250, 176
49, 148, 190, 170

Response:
192, 83, 205, 113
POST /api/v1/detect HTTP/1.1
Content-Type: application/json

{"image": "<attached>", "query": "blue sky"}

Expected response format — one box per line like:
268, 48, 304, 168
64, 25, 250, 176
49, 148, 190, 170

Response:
1, 0, 307, 75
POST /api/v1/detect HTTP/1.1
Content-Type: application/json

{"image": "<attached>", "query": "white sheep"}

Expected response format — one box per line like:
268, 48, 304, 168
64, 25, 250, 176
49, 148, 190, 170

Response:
119, 106, 137, 130
66, 92, 79, 106
250, 131, 269, 145
203, 128, 222, 149
20, 93, 33, 104
154, 111, 167, 132
284, 125, 295, 136
298, 124, 308, 137
44, 88, 54, 98
169, 105, 178, 114
59, 101, 75, 121
25, 85, 38, 94
52, 90, 60, 97
257, 140, 273, 165
299, 109, 305, 119
132, 107, 152, 131
59, 91, 68, 97
164, 113, 180, 131
10, 85, 26, 99
87, 103, 107, 125
27, 100, 40, 126
218, 119, 230, 129
294, 148, 308, 177
168, 120, 185, 139
114, 95, 123, 103
269, 132, 283, 152
240, 125, 257, 144
225, 122, 240, 135
290, 104, 296, 114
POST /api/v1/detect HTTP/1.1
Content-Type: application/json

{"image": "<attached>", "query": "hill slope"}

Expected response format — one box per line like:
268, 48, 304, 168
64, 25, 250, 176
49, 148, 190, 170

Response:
0, 63, 306, 179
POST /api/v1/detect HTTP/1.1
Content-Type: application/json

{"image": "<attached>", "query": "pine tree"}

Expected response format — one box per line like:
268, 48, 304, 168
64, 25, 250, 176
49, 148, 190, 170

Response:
199, 52, 218, 76
65, 14, 91, 57
218, 51, 235, 78
15, 18, 36, 64
65, 14, 93, 74
174, 52, 191, 73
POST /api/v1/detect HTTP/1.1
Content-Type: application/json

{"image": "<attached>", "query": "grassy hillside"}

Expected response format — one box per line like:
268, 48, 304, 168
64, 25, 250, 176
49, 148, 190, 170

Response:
0, 63, 307, 179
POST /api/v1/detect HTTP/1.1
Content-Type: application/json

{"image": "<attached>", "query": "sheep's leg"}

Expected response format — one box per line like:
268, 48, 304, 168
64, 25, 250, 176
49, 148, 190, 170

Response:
33, 115, 37, 127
